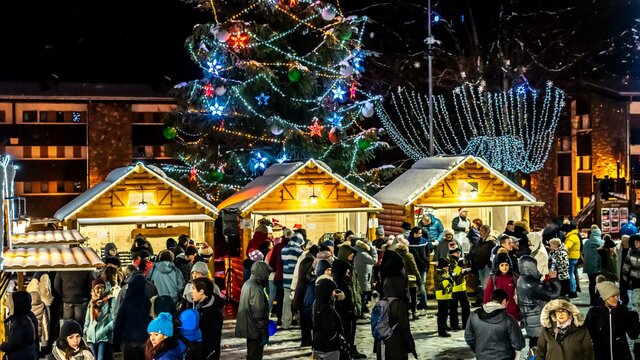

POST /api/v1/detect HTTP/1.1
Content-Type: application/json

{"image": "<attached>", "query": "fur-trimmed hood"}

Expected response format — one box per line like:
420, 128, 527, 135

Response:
540, 298, 584, 328
355, 240, 370, 252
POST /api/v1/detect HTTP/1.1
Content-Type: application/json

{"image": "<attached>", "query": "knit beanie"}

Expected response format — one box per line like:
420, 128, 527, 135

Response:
104, 256, 121, 268
603, 235, 616, 249
178, 309, 202, 342
191, 262, 209, 276
443, 228, 454, 237
495, 253, 511, 267
596, 275, 619, 301
148, 312, 174, 337
199, 243, 214, 257
59, 320, 83, 339
321, 240, 335, 249
437, 258, 449, 269
315, 259, 333, 276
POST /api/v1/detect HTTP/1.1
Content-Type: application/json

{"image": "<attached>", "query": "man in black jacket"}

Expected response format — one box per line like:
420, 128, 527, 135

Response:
191, 277, 224, 360
464, 289, 525, 360
53, 270, 93, 326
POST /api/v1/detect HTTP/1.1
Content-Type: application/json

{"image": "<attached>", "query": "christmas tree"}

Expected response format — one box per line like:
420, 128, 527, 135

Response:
163, 0, 392, 203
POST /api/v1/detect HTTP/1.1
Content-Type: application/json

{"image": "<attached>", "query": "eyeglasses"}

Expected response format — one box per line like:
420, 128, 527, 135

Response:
554, 309, 569, 314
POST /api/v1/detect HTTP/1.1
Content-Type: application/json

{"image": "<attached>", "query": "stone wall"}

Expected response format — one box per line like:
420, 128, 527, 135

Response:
88, 103, 133, 186
590, 94, 627, 179
530, 140, 557, 229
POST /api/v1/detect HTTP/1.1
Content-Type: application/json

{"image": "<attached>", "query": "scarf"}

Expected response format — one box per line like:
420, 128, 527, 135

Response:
554, 318, 573, 339
482, 302, 506, 314
52, 346, 94, 360
90, 293, 111, 321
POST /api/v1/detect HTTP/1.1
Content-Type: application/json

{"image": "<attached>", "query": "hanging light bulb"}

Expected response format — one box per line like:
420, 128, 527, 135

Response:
470, 188, 479, 199
309, 184, 318, 204
138, 187, 149, 211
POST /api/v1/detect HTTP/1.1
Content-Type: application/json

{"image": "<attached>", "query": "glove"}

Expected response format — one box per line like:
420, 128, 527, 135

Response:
260, 336, 269, 347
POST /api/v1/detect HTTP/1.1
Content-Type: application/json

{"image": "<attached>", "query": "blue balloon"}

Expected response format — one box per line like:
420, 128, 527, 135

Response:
268, 320, 278, 336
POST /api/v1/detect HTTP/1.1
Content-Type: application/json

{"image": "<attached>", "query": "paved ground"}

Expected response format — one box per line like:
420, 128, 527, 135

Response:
217, 274, 596, 360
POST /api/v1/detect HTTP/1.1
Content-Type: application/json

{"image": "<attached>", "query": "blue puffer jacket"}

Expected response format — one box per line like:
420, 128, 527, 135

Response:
516, 256, 560, 337
148, 261, 184, 303
583, 228, 603, 274
418, 214, 444, 242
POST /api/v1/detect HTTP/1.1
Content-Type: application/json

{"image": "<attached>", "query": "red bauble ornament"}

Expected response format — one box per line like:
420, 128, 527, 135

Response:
328, 127, 343, 144
204, 84, 214, 97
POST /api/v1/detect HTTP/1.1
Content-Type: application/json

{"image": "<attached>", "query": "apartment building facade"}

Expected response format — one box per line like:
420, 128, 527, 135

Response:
0, 82, 176, 217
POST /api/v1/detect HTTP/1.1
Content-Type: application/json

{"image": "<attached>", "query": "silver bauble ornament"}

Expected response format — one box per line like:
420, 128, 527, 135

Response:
216, 30, 230, 43
362, 105, 375, 118
321, 6, 336, 21
215, 85, 226, 96
340, 65, 354, 77
270, 124, 284, 136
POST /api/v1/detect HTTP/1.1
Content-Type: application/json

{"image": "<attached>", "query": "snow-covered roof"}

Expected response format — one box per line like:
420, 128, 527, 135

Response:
374, 155, 537, 207
54, 163, 218, 221
218, 159, 382, 214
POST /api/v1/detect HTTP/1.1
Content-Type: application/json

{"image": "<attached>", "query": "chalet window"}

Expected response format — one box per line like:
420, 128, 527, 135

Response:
0, 110, 5, 122
23, 182, 32, 193
23, 111, 37, 122
576, 133, 591, 156
558, 193, 572, 216
73, 146, 82, 158
23, 146, 32, 158
56, 111, 65, 122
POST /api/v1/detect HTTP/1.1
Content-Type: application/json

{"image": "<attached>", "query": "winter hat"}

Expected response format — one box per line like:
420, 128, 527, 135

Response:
443, 228, 454, 237
59, 320, 83, 339
448, 242, 461, 254
603, 235, 616, 249
631, 213, 637, 220
397, 236, 410, 246
148, 312, 174, 337
315, 259, 333, 276
307, 245, 320, 257
185, 246, 198, 257
495, 253, 511, 266
199, 243, 214, 257
631, 234, 640, 246
191, 262, 209, 276
596, 275, 619, 301
458, 208, 467, 214
437, 258, 449, 269
375, 226, 385, 236
153, 296, 178, 317
321, 240, 335, 249
401, 222, 412, 231
139, 250, 151, 259
104, 256, 121, 268
248, 249, 264, 261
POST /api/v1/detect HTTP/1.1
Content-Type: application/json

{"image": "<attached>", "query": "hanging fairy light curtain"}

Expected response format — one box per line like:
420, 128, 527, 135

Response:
377, 81, 565, 173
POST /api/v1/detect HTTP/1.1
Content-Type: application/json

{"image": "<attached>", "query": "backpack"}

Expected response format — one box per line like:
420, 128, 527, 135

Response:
371, 297, 397, 341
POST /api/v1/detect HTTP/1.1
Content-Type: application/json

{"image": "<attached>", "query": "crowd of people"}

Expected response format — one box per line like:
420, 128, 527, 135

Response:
0, 234, 224, 360
5, 209, 640, 360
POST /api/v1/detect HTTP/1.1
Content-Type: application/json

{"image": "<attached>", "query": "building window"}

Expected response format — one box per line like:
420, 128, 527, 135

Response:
577, 156, 592, 171
40, 111, 48, 122
23, 146, 32, 158
40, 146, 48, 158
57, 182, 65, 193
23, 111, 37, 123
73, 146, 82, 158
23, 182, 32, 193
153, 112, 164, 123
0, 110, 6, 123
576, 133, 591, 156
558, 193, 572, 216
559, 176, 572, 191
56, 146, 65, 158
41, 182, 49, 193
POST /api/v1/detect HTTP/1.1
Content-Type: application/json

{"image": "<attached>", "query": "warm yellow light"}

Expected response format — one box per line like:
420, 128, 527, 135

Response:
309, 194, 318, 204
138, 200, 148, 211
470, 188, 479, 199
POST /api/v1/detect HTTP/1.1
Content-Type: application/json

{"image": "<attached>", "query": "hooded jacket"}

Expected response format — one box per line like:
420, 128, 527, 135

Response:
113, 274, 152, 346
474, 235, 497, 269
516, 256, 561, 337
332, 258, 355, 340
407, 233, 431, 274
564, 229, 582, 260
103, 243, 119, 260
235, 261, 271, 340
195, 294, 224, 360
464, 302, 525, 360
394, 244, 420, 288
174, 254, 194, 285
26, 274, 54, 307
29, 291, 49, 346
281, 235, 304, 288
83, 294, 114, 344
549, 244, 571, 280
0, 291, 39, 360
513, 220, 531, 257
336, 244, 362, 315
148, 261, 185, 303
585, 299, 640, 360
537, 299, 594, 360
583, 228, 603, 274
484, 255, 520, 320
374, 274, 415, 360
528, 232, 549, 276
354, 240, 377, 292
312, 276, 344, 353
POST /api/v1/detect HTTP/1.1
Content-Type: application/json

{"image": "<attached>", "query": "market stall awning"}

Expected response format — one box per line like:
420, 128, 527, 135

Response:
374, 155, 541, 208
218, 159, 382, 216
53, 162, 219, 222
77, 214, 215, 225
3, 247, 104, 272
12, 230, 86, 247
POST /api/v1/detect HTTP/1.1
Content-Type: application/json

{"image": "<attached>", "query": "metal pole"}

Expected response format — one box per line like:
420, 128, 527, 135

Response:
427, 0, 434, 156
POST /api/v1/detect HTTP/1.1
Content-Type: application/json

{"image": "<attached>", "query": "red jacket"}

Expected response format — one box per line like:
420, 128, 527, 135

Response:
268, 237, 289, 282
484, 272, 521, 320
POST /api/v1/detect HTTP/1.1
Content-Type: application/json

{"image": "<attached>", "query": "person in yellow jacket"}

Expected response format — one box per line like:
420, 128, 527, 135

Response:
448, 243, 471, 331
435, 258, 454, 337
564, 223, 582, 298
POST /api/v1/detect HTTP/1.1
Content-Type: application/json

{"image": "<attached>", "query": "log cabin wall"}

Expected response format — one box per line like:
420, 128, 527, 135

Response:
379, 204, 410, 235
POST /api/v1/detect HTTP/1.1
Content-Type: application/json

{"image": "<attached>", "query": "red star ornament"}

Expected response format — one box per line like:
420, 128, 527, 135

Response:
189, 167, 198, 182
204, 84, 214, 97
308, 118, 324, 137
228, 32, 250, 49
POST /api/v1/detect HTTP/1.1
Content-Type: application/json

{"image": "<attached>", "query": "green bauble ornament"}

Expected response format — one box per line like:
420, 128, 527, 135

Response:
357, 138, 371, 150
341, 28, 353, 40
288, 67, 302, 82
163, 127, 177, 140
207, 168, 224, 183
